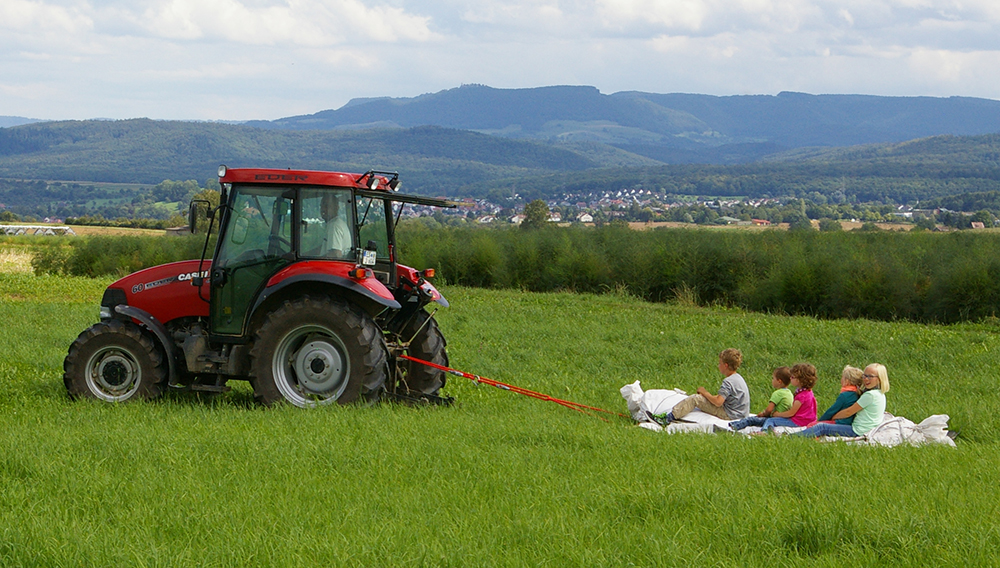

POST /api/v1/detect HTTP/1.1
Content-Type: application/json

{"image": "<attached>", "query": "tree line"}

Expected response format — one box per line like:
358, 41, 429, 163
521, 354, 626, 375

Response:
23, 222, 1000, 324
396, 223, 1000, 324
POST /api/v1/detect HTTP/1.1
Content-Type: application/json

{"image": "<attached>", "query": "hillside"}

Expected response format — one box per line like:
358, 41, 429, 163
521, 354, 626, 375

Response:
247, 85, 1000, 163
0, 119, 642, 191
462, 134, 1000, 202
0, 105, 999, 208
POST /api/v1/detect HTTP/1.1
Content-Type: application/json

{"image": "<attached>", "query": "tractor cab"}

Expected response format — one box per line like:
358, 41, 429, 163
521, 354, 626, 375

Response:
204, 166, 450, 339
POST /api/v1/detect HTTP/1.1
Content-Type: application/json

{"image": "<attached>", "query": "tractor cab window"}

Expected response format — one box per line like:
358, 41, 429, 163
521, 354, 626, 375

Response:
357, 196, 390, 260
300, 189, 354, 260
217, 185, 293, 268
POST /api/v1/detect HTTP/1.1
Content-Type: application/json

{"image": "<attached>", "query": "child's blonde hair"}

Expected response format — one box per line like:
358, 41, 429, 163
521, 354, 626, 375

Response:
865, 363, 890, 394
719, 348, 742, 371
842, 366, 864, 388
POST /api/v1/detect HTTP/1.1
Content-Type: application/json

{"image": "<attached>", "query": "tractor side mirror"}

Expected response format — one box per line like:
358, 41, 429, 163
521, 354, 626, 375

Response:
188, 199, 212, 235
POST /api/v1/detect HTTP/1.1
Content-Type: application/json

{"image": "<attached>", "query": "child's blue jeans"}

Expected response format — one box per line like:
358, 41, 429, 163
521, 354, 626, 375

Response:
729, 417, 804, 432
728, 416, 767, 431
794, 423, 858, 438
761, 417, 798, 431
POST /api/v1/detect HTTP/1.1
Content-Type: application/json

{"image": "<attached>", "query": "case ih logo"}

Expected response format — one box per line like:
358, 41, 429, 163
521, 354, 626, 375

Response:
255, 174, 308, 181
177, 270, 210, 282
132, 271, 209, 294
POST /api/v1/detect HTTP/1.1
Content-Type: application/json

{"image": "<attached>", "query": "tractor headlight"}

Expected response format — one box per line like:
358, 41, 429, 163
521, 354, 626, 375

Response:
218, 165, 228, 178
99, 306, 112, 319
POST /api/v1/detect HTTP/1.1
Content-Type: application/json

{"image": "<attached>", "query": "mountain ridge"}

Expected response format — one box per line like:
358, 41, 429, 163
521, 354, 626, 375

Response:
245, 85, 1000, 160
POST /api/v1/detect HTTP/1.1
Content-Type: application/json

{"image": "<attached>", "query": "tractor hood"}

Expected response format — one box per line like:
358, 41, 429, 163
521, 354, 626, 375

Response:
105, 260, 212, 324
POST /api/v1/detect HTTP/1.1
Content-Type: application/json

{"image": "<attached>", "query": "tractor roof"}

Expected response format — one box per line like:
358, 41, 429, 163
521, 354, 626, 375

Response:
218, 166, 456, 208
219, 167, 394, 191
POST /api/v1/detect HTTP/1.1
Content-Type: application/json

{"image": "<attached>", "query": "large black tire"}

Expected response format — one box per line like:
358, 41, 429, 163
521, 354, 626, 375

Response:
63, 319, 168, 402
400, 310, 448, 396
249, 296, 388, 407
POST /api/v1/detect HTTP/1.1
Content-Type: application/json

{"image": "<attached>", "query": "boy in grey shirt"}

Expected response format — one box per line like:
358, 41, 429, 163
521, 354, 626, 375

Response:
652, 348, 750, 424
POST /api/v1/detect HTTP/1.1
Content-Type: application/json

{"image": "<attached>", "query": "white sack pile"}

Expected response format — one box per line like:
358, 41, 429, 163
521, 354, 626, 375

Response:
620, 381, 956, 447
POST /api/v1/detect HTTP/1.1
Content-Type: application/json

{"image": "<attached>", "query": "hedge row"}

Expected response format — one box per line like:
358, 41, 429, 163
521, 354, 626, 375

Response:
31, 235, 207, 278
397, 224, 1000, 324
27, 227, 1000, 324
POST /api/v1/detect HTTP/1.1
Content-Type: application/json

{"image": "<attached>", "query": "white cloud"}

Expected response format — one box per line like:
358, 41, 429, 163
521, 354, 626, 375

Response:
595, 0, 824, 35
0, 0, 92, 34
133, 0, 437, 45
460, 0, 563, 24
908, 47, 1000, 83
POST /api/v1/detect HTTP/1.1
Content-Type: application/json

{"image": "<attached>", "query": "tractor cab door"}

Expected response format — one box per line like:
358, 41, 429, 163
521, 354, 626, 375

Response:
210, 185, 295, 337
355, 195, 395, 287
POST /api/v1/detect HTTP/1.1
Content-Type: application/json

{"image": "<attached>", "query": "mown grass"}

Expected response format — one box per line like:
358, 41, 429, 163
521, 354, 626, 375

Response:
1, 277, 998, 566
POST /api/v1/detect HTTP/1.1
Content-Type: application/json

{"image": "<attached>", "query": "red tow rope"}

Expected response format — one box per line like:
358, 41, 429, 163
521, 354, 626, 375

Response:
400, 355, 629, 421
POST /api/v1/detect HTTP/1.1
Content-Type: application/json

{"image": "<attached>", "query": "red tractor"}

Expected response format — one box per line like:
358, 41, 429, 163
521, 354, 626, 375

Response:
64, 166, 454, 407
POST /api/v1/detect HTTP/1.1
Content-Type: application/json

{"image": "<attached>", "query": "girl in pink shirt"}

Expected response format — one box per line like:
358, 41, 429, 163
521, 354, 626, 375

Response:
761, 363, 818, 431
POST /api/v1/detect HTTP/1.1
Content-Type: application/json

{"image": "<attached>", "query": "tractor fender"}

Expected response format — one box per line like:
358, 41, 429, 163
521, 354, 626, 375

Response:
250, 274, 402, 320
114, 305, 178, 385
396, 263, 448, 307
420, 280, 449, 308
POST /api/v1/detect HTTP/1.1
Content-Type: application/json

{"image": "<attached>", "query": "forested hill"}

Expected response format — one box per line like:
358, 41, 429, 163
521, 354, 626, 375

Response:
465, 133, 1000, 204
0, 119, 612, 189
247, 85, 1000, 163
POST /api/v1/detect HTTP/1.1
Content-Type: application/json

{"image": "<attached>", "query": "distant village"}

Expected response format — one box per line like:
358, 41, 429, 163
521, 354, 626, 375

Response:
4, 186, 994, 231
400, 188, 995, 230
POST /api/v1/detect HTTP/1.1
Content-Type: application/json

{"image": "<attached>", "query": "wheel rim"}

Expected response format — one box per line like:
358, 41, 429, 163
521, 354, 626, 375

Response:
273, 325, 350, 407
85, 346, 142, 402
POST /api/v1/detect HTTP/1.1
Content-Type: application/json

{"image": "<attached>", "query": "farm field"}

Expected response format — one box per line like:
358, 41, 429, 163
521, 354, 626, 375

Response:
65, 225, 167, 237
1, 273, 999, 566
0, 223, 166, 237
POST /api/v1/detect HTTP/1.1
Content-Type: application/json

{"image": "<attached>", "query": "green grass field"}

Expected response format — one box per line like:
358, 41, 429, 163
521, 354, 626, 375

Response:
1, 272, 999, 567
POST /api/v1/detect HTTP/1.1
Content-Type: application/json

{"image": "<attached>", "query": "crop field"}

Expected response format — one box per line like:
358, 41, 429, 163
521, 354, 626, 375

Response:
1, 272, 999, 566
66, 225, 167, 237
0, 223, 165, 237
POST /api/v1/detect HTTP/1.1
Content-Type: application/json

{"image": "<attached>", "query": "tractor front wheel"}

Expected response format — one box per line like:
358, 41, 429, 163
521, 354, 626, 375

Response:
63, 319, 168, 402
250, 296, 388, 407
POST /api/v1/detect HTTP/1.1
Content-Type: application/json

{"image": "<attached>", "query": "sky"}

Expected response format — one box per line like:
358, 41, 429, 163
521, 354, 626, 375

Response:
2, 0, 999, 121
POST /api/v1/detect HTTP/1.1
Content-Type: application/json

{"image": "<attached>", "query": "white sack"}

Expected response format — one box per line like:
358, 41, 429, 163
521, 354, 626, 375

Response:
859, 413, 956, 447
620, 381, 733, 434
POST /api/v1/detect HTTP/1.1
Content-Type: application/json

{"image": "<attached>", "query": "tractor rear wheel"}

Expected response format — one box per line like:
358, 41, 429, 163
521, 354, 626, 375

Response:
63, 319, 168, 402
400, 310, 448, 396
249, 296, 388, 407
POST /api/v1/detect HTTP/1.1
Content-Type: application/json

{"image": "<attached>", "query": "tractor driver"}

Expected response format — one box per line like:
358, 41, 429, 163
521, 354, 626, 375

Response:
321, 193, 352, 258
